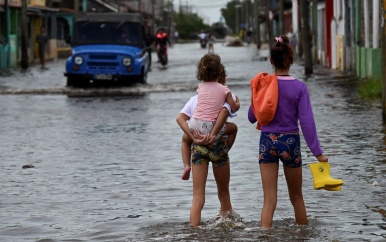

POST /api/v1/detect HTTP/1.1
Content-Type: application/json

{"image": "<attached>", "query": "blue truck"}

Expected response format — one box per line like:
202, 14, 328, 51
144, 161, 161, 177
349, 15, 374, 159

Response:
64, 13, 150, 87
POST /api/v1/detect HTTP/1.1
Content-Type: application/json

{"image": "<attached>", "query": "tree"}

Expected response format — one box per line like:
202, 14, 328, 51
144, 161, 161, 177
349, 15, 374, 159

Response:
174, 11, 209, 40
208, 22, 229, 38
221, 1, 238, 34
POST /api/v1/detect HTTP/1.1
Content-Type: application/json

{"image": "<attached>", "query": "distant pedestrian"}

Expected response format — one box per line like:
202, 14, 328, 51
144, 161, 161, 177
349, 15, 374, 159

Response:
289, 33, 297, 58
145, 31, 155, 68
246, 28, 253, 44
207, 33, 215, 53
174, 30, 179, 43
36, 27, 48, 69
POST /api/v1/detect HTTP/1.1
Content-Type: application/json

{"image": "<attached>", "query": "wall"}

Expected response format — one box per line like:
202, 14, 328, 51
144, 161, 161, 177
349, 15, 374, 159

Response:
356, 46, 382, 79
336, 35, 344, 71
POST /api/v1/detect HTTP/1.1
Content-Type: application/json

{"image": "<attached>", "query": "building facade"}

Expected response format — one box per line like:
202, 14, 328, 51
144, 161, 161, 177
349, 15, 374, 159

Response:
0, 0, 164, 70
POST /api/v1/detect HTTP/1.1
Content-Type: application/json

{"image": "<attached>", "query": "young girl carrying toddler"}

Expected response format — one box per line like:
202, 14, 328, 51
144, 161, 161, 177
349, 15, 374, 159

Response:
176, 53, 240, 226
176, 59, 239, 180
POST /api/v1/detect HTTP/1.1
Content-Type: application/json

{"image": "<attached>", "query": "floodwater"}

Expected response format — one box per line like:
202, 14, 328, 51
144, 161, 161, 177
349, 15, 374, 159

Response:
0, 42, 385, 242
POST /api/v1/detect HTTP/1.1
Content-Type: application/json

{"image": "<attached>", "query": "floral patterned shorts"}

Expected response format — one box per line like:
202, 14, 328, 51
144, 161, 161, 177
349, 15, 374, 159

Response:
191, 137, 229, 166
259, 132, 302, 168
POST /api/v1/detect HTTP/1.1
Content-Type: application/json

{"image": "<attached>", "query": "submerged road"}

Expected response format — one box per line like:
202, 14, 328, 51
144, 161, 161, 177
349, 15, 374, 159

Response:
0, 42, 385, 241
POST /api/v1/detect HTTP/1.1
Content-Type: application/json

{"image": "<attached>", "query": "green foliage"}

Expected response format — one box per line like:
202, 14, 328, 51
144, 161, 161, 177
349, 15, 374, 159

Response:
357, 77, 382, 99
206, 22, 229, 39
174, 11, 209, 40
221, 2, 237, 33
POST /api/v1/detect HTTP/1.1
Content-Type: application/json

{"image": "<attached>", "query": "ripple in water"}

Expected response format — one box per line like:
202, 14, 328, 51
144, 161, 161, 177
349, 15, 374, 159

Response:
202, 209, 246, 230
135, 211, 341, 242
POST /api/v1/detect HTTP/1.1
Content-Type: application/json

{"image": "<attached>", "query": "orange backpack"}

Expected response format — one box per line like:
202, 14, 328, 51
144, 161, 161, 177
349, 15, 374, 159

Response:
250, 72, 279, 130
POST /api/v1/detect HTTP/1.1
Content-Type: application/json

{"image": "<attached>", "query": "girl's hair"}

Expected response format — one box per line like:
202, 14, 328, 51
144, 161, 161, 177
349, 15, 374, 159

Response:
196, 53, 222, 81
270, 35, 294, 70
218, 64, 226, 85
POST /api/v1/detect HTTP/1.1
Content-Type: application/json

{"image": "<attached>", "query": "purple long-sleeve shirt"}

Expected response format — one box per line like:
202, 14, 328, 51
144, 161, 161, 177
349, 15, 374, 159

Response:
248, 76, 323, 156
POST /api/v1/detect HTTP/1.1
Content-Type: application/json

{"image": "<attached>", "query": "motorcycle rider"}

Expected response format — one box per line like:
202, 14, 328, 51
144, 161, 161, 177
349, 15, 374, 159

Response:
155, 28, 169, 64
198, 31, 207, 48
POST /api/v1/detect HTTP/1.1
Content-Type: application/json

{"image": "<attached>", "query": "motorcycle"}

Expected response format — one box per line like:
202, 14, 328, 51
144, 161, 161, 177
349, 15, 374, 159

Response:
157, 43, 168, 66
199, 38, 207, 49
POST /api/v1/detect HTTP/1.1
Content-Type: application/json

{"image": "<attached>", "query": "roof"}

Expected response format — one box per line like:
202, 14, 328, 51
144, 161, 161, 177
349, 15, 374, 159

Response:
75, 13, 143, 23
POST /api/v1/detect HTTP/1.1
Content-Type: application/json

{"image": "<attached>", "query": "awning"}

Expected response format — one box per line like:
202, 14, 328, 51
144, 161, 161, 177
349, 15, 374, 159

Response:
27, 6, 60, 16
27, 7, 43, 16
75, 12, 143, 23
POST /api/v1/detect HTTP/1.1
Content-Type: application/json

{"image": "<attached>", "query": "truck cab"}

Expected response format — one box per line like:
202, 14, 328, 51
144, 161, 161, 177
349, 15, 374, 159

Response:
64, 13, 150, 87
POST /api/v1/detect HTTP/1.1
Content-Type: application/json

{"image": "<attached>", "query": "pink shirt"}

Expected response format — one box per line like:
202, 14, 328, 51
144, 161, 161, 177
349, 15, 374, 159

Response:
192, 82, 230, 121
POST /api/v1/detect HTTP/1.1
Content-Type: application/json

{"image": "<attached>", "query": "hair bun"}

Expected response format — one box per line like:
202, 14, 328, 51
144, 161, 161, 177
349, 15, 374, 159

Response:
281, 35, 289, 44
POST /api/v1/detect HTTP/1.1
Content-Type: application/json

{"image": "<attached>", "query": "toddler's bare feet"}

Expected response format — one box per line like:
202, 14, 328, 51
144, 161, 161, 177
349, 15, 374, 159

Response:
181, 167, 191, 180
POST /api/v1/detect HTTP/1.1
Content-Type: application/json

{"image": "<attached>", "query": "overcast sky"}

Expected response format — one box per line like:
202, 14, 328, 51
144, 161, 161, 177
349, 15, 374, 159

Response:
173, 0, 230, 25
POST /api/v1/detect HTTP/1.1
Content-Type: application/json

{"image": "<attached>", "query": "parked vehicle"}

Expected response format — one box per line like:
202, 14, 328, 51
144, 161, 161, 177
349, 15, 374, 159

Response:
64, 13, 150, 87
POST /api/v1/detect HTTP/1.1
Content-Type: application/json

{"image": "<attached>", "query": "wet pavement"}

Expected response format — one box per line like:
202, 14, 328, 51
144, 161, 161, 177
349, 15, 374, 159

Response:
0, 42, 385, 241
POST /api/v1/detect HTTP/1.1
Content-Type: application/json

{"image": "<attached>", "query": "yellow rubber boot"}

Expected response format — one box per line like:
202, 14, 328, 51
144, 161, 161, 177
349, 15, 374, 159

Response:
309, 162, 344, 190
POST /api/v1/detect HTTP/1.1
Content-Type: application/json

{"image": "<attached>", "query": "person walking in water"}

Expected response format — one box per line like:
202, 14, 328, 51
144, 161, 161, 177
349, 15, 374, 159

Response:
176, 63, 238, 181
176, 53, 240, 227
248, 35, 328, 228
207, 33, 215, 53
36, 27, 48, 69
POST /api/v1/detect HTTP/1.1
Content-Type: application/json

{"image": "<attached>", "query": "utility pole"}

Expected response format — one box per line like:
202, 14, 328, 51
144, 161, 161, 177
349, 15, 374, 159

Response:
254, 0, 260, 48
20, 0, 28, 70
312, 0, 318, 63
266, 0, 273, 46
5, 0, 9, 67
300, 0, 312, 75
344, 0, 350, 71
382, 0, 386, 122
279, 0, 284, 34
297, 0, 303, 59
235, 2, 240, 35
170, 0, 174, 44
152, 0, 155, 34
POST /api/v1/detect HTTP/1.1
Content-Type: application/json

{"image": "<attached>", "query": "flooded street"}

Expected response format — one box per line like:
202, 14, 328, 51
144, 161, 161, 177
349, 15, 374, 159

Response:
0, 42, 385, 242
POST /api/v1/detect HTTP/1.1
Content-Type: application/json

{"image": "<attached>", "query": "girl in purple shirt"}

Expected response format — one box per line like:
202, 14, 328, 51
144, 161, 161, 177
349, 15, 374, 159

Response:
249, 35, 328, 228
